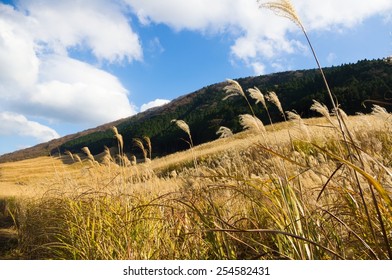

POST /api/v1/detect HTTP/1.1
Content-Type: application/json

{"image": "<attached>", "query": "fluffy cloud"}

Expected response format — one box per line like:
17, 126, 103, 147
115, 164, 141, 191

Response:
296, 0, 392, 30
126, 0, 392, 74
125, 0, 236, 32
0, 5, 38, 99
0, 112, 60, 142
30, 55, 137, 125
0, 1, 142, 154
0, 1, 140, 131
17, 0, 142, 62
140, 99, 170, 112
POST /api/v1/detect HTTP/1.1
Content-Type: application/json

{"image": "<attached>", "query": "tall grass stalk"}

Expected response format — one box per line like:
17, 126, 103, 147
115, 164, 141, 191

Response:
133, 138, 148, 162
260, 0, 392, 259
224, 79, 257, 118
171, 119, 198, 169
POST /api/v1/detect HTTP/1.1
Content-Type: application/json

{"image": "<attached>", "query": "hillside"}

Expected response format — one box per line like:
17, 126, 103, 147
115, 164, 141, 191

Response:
0, 58, 391, 163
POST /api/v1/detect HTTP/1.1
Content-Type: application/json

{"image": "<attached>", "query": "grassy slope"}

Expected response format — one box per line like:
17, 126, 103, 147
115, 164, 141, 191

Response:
0, 114, 391, 259
1, 59, 391, 164
0, 117, 322, 197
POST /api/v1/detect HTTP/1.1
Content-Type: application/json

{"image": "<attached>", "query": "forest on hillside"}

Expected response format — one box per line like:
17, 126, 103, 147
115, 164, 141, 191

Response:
56, 59, 392, 159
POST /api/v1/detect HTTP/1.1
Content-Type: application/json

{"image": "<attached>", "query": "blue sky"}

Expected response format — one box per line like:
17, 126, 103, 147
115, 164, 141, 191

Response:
0, 0, 391, 156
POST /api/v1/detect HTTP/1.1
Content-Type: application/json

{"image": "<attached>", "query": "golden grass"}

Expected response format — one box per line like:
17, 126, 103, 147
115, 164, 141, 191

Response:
0, 113, 391, 260
0, 115, 385, 197
2, 0, 389, 259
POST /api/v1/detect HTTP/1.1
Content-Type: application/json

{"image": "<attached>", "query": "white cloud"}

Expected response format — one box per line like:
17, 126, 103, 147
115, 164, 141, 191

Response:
125, 0, 236, 32
0, 4, 38, 99
0, 112, 60, 142
17, 0, 142, 63
0, 1, 139, 139
140, 99, 170, 112
297, 0, 392, 30
125, 0, 392, 74
30, 55, 137, 125
250, 62, 266, 76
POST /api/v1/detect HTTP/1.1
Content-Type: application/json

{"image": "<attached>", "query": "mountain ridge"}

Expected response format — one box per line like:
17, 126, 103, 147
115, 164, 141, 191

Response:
1, 58, 391, 163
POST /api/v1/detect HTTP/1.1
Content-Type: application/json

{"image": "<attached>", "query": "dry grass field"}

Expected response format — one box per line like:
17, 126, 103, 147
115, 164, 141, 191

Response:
1, 110, 391, 260
0, 0, 391, 261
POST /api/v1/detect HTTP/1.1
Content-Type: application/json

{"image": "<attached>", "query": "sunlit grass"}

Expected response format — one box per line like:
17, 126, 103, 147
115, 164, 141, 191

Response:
1, 111, 391, 259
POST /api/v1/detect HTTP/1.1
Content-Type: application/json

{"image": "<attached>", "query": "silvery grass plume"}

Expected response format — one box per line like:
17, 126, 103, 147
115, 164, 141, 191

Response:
248, 87, 267, 109
310, 100, 333, 124
133, 138, 147, 160
73, 154, 82, 163
239, 114, 266, 132
266, 91, 285, 118
223, 79, 246, 100
371, 105, 391, 121
65, 150, 75, 162
216, 126, 234, 138
171, 119, 197, 168
248, 86, 278, 130
171, 119, 193, 147
102, 146, 113, 165
286, 110, 309, 139
82, 146, 98, 165
223, 79, 257, 117
112, 126, 124, 153
143, 136, 152, 159
259, 0, 302, 29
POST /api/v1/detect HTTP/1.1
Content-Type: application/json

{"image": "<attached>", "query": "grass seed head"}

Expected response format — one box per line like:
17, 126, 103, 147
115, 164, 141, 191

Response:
171, 119, 191, 136
239, 114, 266, 132
286, 110, 310, 139
248, 87, 267, 109
143, 136, 152, 159
81, 147, 97, 164
371, 105, 390, 121
223, 79, 246, 100
133, 138, 147, 160
286, 110, 301, 122
259, 0, 303, 29
216, 126, 234, 138
266, 91, 284, 116
310, 100, 332, 123
111, 126, 124, 152
65, 150, 75, 162
74, 154, 82, 163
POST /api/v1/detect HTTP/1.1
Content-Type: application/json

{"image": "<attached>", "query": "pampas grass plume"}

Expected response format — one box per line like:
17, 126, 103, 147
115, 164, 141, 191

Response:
171, 119, 191, 137
82, 146, 97, 164
259, 0, 302, 29
266, 91, 284, 116
112, 126, 124, 152
310, 100, 332, 123
143, 136, 152, 159
133, 138, 147, 160
248, 87, 267, 109
65, 150, 75, 162
239, 114, 266, 132
371, 105, 390, 120
216, 126, 234, 138
223, 79, 246, 100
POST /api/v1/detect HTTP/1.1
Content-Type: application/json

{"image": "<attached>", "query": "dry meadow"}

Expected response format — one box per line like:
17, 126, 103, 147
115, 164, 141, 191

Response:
1, 110, 391, 259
